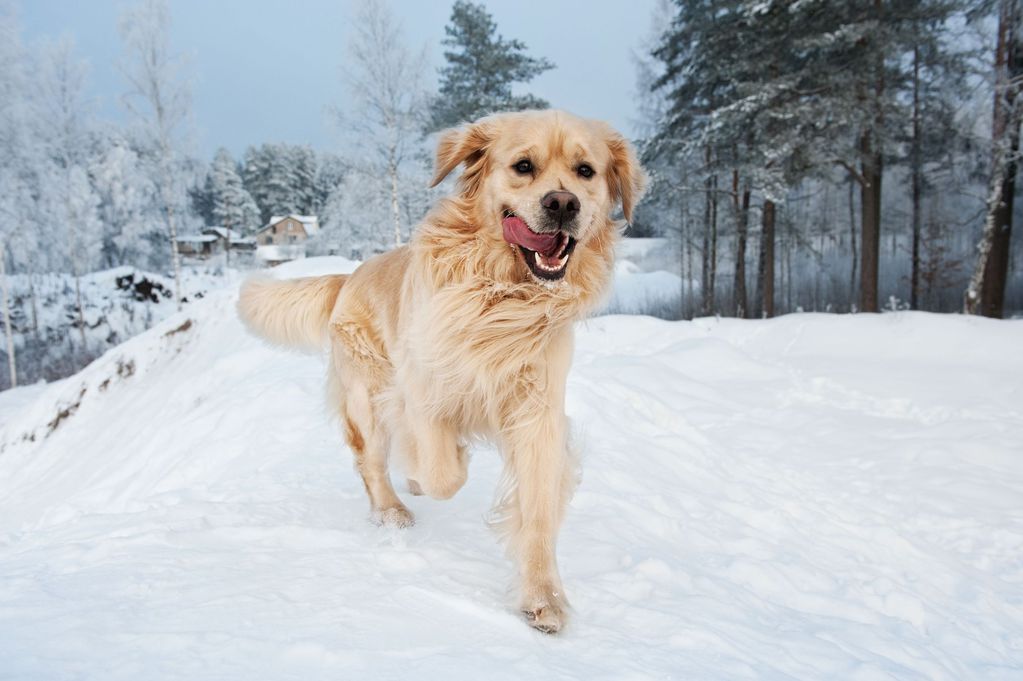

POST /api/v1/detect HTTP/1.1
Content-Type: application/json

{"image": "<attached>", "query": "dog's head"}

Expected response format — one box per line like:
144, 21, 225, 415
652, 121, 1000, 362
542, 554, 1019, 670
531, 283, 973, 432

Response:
430, 110, 646, 283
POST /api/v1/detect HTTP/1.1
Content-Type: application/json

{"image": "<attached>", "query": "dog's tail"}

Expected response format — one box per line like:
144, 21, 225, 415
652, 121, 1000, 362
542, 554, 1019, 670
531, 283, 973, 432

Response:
237, 274, 347, 352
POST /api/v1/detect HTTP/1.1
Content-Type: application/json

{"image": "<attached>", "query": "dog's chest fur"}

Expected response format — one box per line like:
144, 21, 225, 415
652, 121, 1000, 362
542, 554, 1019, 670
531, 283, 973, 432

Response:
400, 277, 577, 428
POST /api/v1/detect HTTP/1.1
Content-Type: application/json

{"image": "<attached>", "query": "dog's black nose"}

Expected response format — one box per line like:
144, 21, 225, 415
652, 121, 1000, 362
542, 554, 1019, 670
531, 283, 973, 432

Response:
541, 191, 580, 224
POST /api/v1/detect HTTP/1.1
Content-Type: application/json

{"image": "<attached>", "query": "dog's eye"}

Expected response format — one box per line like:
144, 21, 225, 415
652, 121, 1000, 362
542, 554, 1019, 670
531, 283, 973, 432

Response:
577, 164, 595, 179
513, 159, 533, 175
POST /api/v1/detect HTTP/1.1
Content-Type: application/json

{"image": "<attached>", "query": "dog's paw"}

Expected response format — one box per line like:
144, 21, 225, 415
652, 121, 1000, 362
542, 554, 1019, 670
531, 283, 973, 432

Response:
522, 602, 565, 634
375, 505, 415, 528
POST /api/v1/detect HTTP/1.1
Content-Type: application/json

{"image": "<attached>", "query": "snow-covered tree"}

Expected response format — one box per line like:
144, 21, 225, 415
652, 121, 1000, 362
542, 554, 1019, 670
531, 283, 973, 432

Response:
119, 0, 193, 310
339, 0, 428, 247
33, 36, 103, 345
0, 243, 14, 388
651, 0, 974, 315
208, 148, 259, 232
90, 138, 161, 268
0, 2, 35, 271
427, 0, 554, 132
242, 143, 317, 225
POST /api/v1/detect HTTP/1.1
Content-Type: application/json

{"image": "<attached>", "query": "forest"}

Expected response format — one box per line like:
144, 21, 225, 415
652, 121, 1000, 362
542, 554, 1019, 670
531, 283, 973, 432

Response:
1, 0, 1022, 391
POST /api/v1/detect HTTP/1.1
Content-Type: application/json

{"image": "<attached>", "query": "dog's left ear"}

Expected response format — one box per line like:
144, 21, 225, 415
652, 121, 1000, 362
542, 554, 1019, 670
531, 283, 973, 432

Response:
430, 121, 492, 188
604, 130, 648, 223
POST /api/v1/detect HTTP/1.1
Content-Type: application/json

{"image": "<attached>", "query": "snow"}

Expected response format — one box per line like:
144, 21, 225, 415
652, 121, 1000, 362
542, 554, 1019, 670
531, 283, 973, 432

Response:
604, 259, 683, 314
256, 244, 306, 263
0, 266, 234, 385
0, 380, 52, 426
1, 258, 1022, 679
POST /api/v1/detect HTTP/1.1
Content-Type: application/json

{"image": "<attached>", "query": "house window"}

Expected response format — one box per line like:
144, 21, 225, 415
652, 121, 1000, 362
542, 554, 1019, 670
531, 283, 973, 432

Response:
264, 235, 272, 245
288, 235, 297, 244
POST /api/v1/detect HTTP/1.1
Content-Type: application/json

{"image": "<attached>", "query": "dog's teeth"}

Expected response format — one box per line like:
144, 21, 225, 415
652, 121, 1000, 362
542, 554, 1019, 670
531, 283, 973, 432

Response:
533, 251, 568, 272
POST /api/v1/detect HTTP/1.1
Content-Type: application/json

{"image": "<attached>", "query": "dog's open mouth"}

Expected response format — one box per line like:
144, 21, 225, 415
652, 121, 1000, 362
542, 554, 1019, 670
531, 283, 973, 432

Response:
501, 210, 577, 281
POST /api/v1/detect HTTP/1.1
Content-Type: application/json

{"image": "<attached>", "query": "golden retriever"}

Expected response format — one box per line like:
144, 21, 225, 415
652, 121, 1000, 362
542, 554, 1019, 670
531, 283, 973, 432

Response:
237, 110, 645, 633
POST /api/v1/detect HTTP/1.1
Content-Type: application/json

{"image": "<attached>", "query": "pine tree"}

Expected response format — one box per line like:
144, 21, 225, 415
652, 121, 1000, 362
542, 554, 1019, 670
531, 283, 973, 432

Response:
427, 0, 554, 132
242, 143, 319, 225
651, 0, 971, 315
209, 148, 259, 232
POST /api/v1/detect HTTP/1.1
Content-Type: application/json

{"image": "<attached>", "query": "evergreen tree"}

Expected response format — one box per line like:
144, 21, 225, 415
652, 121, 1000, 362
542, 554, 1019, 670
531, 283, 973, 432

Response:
651, 0, 971, 314
208, 148, 259, 232
242, 143, 319, 224
427, 0, 554, 132
90, 138, 160, 268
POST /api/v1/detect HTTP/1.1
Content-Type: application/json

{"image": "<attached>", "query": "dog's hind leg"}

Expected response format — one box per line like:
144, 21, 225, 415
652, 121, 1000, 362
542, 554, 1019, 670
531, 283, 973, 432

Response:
338, 375, 414, 528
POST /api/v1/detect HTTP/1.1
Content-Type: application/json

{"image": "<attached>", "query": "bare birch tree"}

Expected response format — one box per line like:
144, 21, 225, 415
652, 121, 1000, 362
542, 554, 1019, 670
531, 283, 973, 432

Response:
119, 0, 191, 310
0, 243, 15, 389
340, 0, 427, 248
36, 37, 96, 349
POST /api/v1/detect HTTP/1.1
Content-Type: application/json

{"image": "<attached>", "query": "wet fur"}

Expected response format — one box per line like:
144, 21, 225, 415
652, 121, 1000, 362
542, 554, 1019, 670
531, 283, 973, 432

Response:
238, 110, 646, 633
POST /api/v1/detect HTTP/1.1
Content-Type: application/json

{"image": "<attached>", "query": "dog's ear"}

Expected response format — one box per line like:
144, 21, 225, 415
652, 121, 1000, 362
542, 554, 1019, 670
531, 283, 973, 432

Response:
430, 121, 492, 188
604, 129, 648, 223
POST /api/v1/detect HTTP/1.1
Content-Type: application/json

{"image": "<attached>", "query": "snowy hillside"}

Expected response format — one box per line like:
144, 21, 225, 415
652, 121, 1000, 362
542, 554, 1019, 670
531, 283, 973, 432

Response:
1, 258, 1022, 679
0, 266, 234, 386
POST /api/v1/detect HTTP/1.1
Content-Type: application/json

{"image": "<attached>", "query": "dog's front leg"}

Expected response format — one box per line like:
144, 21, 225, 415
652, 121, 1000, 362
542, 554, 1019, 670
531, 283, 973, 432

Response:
501, 401, 575, 634
499, 333, 576, 634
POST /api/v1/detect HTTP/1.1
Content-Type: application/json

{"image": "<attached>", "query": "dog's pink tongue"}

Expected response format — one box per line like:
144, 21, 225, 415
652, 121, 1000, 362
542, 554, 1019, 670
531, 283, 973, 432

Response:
502, 216, 561, 257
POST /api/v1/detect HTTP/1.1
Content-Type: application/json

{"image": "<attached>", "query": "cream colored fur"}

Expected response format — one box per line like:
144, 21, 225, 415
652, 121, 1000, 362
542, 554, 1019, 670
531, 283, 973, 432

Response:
237, 110, 646, 633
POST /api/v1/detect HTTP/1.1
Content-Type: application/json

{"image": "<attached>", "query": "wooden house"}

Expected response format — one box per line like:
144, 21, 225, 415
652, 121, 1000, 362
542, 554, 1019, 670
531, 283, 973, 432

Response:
254, 215, 319, 265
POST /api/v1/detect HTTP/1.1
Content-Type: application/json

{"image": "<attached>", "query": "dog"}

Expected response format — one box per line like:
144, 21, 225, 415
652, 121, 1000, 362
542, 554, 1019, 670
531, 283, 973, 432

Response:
238, 110, 646, 633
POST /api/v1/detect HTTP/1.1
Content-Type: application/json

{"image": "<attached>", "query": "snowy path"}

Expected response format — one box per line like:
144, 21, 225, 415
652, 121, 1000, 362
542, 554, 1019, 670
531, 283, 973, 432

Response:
1, 271, 1022, 679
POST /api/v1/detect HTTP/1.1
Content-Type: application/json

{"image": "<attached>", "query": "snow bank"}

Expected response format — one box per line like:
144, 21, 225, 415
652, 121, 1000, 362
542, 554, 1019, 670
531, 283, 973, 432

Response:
1, 265, 1022, 679
603, 260, 682, 314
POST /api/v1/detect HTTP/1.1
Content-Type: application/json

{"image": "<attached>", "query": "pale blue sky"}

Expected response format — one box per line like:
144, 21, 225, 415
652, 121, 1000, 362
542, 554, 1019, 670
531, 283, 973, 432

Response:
18, 0, 658, 158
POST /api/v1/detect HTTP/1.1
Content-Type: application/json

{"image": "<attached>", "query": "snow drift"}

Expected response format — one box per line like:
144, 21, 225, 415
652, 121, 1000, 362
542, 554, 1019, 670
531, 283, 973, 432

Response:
1, 258, 1022, 680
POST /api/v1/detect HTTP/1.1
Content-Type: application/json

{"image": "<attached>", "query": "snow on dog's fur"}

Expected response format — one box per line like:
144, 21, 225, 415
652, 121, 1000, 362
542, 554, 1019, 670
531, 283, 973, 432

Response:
238, 110, 646, 633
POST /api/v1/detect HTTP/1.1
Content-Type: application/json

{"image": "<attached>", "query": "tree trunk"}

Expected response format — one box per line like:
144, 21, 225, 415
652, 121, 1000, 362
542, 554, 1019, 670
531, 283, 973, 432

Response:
60, 164, 88, 351
859, 133, 883, 313
685, 208, 694, 317
732, 171, 750, 318
389, 145, 402, 248
708, 175, 718, 314
678, 176, 687, 318
165, 200, 183, 312
702, 174, 713, 315
980, 139, 1018, 317
859, 0, 885, 314
29, 273, 39, 336
910, 42, 923, 310
848, 174, 858, 308
967, 0, 1021, 317
757, 200, 776, 318
0, 244, 16, 389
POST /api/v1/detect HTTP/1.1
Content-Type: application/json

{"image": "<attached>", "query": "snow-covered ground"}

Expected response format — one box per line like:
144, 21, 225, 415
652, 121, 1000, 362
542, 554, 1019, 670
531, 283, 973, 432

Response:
0, 266, 235, 386
1, 257, 1022, 679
